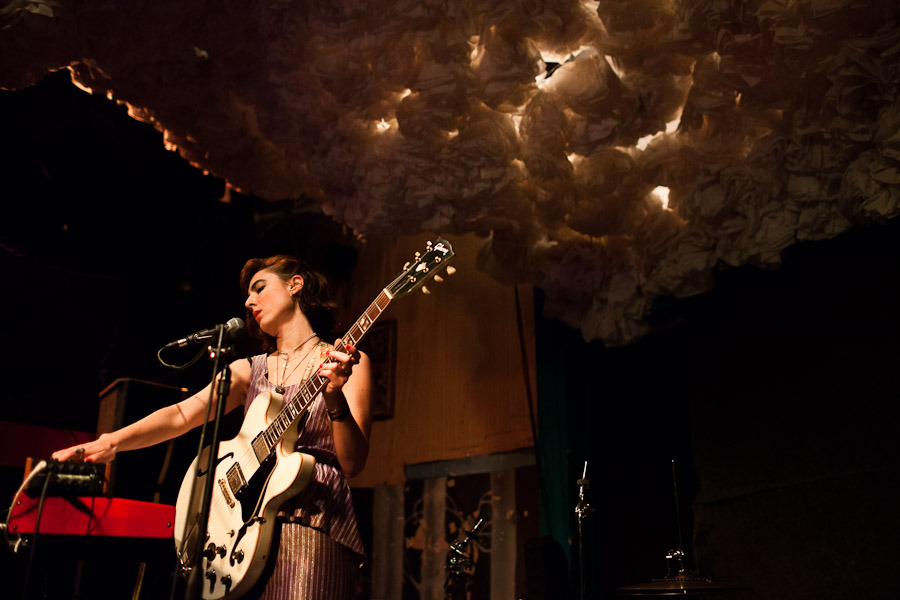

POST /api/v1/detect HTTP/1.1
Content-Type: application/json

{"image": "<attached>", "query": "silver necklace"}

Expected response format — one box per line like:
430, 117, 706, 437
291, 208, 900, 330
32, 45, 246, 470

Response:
274, 332, 317, 393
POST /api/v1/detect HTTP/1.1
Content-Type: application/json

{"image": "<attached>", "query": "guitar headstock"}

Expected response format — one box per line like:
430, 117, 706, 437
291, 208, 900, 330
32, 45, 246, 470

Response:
386, 237, 455, 299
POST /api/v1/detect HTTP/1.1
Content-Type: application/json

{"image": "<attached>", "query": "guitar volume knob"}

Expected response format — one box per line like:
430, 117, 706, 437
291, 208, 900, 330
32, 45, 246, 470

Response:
203, 542, 217, 561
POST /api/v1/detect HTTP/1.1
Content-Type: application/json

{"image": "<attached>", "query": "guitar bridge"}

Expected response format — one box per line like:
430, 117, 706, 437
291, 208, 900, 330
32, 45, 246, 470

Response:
218, 478, 235, 508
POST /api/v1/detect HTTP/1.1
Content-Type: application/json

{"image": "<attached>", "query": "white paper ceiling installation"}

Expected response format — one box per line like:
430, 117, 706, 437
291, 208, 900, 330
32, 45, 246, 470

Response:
2, 0, 899, 345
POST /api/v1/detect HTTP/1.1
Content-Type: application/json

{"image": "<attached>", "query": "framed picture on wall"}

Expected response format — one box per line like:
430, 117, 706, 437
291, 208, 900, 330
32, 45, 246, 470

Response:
359, 318, 396, 420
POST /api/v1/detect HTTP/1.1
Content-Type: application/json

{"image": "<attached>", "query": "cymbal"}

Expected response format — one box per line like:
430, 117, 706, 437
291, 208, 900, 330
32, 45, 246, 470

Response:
617, 576, 746, 596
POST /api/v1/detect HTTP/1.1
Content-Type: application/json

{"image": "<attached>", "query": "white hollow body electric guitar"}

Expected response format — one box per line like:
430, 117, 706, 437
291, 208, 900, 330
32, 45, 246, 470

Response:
174, 238, 455, 599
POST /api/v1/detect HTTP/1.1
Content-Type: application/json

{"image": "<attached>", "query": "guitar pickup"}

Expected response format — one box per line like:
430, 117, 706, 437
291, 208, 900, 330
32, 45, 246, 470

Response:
226, 463, 247, 496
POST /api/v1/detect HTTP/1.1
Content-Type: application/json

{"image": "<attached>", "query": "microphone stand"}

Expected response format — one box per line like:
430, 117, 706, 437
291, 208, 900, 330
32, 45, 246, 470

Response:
182, 325, 235, 600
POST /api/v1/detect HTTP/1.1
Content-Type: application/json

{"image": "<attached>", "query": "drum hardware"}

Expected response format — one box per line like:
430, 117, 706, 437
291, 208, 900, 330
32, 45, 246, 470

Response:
574, 460, 592, 600
444, 517, 484, 599
616, 460, 745, 597
669, 459, 686, 577
617, 576, 747, 596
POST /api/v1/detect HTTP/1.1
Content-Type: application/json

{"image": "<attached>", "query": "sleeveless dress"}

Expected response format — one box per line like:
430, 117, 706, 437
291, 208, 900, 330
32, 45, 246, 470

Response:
243, 348, 365, 600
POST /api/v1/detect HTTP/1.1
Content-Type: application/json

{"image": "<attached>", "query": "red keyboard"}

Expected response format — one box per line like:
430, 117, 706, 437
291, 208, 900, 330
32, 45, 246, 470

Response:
8, 495, 175, 539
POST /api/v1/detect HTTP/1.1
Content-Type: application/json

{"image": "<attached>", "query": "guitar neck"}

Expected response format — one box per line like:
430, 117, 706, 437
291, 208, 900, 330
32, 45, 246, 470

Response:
260, 289, 393, 449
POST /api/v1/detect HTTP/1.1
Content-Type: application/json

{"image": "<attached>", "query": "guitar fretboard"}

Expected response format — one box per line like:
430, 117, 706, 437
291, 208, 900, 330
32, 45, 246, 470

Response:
254, 289, 393, 457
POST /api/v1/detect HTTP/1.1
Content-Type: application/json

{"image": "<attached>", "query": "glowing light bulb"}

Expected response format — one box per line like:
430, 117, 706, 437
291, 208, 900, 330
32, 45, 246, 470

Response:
636, 117, 681, 150
652, 186, 671, 210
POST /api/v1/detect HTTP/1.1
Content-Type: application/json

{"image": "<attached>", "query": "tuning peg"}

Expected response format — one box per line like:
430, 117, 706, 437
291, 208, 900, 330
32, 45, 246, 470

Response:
434, 275, 443, 283
421, 286, 431, 295
403, 261, 411, 270
446, 266, 457, 275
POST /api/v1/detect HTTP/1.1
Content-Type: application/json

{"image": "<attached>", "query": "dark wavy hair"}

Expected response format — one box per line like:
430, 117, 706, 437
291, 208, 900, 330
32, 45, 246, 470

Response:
239, 255, 336, 353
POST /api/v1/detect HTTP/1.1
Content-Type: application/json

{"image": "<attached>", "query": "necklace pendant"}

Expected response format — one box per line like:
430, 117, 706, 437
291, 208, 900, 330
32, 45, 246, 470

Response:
274, 385, 285, 394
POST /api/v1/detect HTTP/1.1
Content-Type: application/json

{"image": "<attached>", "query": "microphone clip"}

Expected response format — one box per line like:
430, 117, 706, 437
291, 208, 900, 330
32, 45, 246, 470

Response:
157, 318, 246, 370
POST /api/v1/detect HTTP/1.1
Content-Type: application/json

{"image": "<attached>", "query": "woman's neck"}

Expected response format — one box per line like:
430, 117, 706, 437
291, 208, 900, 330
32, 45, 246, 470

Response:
275, 316, 317, 353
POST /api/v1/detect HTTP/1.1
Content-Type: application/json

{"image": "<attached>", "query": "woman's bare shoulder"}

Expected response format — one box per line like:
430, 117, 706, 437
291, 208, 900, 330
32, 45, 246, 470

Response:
229, 356, 255, 383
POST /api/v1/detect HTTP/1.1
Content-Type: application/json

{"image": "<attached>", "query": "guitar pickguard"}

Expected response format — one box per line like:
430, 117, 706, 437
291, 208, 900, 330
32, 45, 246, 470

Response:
235, 453, 275, 524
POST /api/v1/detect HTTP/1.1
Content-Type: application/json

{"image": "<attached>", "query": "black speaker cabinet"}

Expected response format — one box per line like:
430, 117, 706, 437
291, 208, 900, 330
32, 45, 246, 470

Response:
97, 377, 191, 503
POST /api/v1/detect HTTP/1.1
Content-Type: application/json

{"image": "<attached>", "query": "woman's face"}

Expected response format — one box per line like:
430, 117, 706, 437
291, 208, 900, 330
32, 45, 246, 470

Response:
245, 268, 295, 336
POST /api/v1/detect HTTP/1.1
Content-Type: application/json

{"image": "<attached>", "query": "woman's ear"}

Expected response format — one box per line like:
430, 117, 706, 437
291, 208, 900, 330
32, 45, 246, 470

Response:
289, 275, 305, 295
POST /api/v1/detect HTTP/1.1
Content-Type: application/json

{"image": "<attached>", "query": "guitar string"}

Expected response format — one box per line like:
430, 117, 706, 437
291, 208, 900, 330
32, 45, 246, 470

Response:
206, 296, 389, 519
199, 261, 449, 565
210, 353, 338, 517
203, 287, 430, 577
199, 259, 445, 579
236, 311, 372, 467
218, 372, 323, 514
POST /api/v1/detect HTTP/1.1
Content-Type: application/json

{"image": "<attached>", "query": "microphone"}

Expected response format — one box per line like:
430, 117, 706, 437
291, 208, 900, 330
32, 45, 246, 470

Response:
166, 317, 246, 348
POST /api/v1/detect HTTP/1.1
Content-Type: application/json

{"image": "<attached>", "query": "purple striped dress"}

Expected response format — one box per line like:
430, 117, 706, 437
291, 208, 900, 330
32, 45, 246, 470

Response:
243, 350, 365, 600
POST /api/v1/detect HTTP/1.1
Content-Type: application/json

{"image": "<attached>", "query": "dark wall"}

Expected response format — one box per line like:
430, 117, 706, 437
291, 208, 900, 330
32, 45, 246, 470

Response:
0, 69, 362, 599
0, 70, 256, 434
0, 70, 359, 435
685, 223, 900, 600
0, 69, 360, 523
544, 219, 900, 599
537, 298, 698, 599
